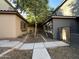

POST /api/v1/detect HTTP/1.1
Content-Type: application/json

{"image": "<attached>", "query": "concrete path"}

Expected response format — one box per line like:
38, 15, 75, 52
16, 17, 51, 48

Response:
32, 41, 69, 59
0, 40, 20, 47
0, 40, 69, 49
0, 34, 69, 59
20, 43, 34, 50
0, 40, 69, 59
32, 48, 51, 59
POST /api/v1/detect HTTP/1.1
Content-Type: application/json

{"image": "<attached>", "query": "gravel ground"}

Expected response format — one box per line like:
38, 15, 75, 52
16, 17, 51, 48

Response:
0, 49, 33, 59
47, 46, 79, 59
24, 34, 44, 43
1, 34, 45, 43
0, 47, 11, 53
0, 34, 54, 43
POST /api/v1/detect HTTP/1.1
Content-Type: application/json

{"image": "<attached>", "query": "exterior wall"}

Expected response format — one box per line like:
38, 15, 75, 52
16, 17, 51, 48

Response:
53, 19, 77, 39
0, 14, 27, 38
0, 0, 14, 10
27, 26, 35, 34
43, 20, 53, 39
0, 0, 27, 38
56, 0, 79, 16
0, 14, 16, 38
15, 15, 27, 37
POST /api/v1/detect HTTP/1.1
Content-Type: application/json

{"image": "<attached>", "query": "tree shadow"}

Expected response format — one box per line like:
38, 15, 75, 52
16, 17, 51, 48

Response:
56, 9, 64, 16
55, 0, 79, 16
69, 0, 79, 16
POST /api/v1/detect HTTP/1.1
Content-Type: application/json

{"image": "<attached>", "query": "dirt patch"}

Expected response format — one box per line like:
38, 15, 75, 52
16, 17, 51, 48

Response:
0, 47, 11, 53
0, 49, 33, 59
24, 34, 44, 43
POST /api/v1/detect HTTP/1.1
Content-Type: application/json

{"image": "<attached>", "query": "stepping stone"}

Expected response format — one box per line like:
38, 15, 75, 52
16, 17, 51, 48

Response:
0, 40, 10, 44
34, 42, 45, 49
32, 48, 51, 59
19, 43, 34, 50
0, 41, 20, 47
44, 41, 69, 48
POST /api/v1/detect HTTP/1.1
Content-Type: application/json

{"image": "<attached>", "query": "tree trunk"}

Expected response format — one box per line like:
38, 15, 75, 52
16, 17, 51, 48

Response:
34, 22, 37, 38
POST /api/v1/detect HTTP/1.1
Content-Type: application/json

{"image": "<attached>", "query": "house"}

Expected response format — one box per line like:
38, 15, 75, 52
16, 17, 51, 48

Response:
0, 0, 28, 38
42, 0, 79, 43
54, 0, 79, 16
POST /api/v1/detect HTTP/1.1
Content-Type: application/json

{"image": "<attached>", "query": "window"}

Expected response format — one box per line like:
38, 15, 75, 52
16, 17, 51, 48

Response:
44, 20, 53, 33
21, 21, 27, 32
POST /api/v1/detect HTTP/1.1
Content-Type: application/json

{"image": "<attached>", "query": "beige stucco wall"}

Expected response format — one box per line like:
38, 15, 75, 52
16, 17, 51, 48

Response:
15, 15, 27, 37
56, 0, 79, 16
0, 14, 27, 38
27, 26, 35, 34
0, 0, 14, 10
0, 14, 16, 38
0, 0, 27, 38
53, 19, 76, 39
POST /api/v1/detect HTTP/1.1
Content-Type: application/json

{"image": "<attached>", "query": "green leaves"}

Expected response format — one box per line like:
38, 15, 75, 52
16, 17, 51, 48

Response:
16, 0, 53, 24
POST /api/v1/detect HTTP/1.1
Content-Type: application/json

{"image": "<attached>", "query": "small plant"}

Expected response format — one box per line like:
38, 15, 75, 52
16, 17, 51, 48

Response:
51, 32, 55, 39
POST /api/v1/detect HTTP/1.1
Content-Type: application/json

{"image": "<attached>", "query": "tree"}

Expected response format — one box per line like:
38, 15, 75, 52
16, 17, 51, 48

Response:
16, 0, 53, 37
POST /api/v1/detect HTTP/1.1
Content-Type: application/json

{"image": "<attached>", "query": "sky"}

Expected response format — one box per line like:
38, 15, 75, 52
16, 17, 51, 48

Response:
9, 0, 63, 9
48, 0, 63, 9
8, 0, 64, 18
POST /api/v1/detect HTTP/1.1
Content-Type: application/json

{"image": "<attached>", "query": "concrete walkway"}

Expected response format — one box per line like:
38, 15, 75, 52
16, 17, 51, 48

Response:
32, 48, 51, 59
0, 40, 69, 50
0, 35, 69, 59
0, 40, 69, 59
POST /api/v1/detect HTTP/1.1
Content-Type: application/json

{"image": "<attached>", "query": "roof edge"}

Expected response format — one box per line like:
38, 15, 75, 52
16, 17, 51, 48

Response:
52, 0, 67, 15
0, 10, 28, 23
52, 16, 76, 19
41, 16, 77, 26
4, 0, 28, 23
5, 0, 16, 10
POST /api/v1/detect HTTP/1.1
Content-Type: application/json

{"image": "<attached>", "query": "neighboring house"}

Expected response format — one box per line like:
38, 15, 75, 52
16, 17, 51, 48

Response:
54, 0, 79, 16
0, 0, 28, 38
42, 0, 79, 43
42, 16, 76, 39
